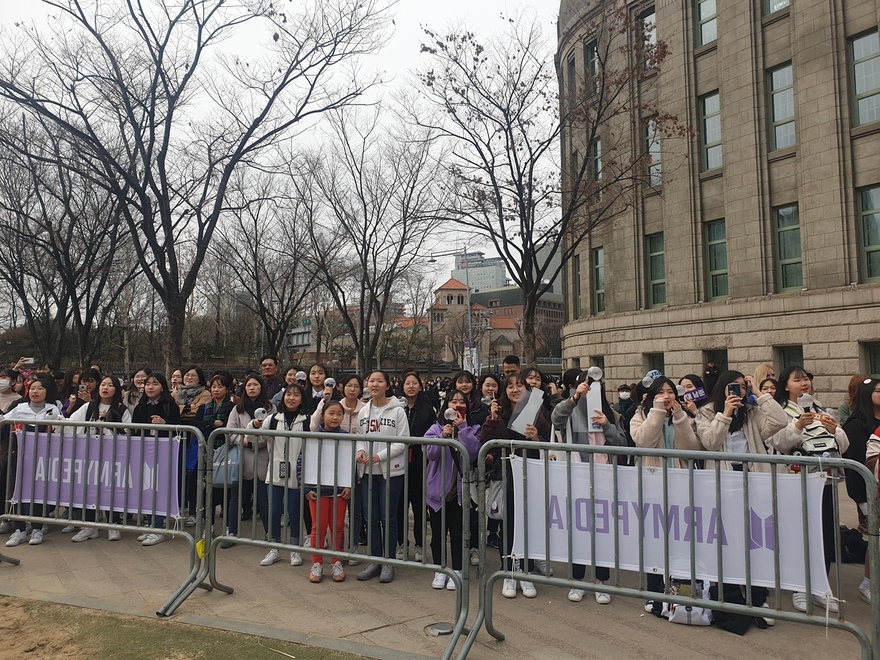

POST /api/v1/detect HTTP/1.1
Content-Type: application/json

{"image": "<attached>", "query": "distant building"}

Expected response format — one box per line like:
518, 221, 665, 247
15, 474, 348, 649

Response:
451, 251, 507, 292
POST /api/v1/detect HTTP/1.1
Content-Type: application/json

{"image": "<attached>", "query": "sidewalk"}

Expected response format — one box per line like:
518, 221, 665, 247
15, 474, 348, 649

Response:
0, 525, 870, 659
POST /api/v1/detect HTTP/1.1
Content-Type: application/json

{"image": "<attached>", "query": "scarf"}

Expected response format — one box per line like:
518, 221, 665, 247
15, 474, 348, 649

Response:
176, 384, 205, 406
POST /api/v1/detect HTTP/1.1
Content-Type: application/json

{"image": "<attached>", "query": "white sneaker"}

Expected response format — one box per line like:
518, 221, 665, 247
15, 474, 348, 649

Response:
446, 570, 462, 591
6, 529, 26, 547
185, 516, 196, 527
501, 578, 517, 598
108, 529, 122, 542
260, 549, 281, 566
432, 572, 447, 589
568, 588, 585, 602
61, 525, 77, 533
395, 544, 405, 560
0, 521, 10, 534
594, 581, 611, 604
792, 592, 808, 612
309, 562, 323, 583
141, 533, 165, 546
136, 533, 148, 542
28, 529, 43, 545
469, 548, 479, 566
290, 551, 303, 566
520, 580, 537, 598
414, 545, 423, 562
760, 603, 775, 626
812, 593, 839, 613
72, 527, 99, 543
859, 581, 871, 604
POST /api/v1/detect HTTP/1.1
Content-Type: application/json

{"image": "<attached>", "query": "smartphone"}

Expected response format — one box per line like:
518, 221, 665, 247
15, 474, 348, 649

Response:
727, 383, 742, 398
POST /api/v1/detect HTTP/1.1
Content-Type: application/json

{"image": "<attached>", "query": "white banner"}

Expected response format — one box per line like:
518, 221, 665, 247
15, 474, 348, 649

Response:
511, 457, 830, 595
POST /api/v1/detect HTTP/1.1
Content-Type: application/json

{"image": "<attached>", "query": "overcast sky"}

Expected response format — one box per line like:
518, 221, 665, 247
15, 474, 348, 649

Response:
0, 0, 560, 80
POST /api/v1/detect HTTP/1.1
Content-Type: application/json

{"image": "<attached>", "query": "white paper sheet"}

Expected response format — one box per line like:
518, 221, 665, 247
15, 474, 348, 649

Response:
586, 382, 604, 432
509, 388, 545, 436
302, 437, 356, 489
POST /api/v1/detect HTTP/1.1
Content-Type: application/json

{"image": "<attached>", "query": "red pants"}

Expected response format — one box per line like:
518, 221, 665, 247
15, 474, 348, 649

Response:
309, 496, 348, 565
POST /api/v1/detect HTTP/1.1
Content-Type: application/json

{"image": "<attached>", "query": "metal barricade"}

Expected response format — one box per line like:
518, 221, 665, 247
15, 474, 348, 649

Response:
461, 441, 880, 660
200, 427, 473, 660
0, 418, 208, 617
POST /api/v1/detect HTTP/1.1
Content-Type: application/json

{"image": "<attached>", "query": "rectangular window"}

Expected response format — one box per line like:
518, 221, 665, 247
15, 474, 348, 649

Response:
776, 345, 805, 370
705, 220, 728, 299
566, 54, 576, 100
642, 8, 656, 66
646, 232, 666, 307
696, 0, 717, 46
644, 353, 665, 375
569, 149, 580, 186
852, 32, 880, 126
646, 118, 661, 186
703, 349, 729, 374
591, 356, 606, 374
588, 139, 602, 182
769, 64, 795, 150
592, 247, 605, 314
860, 186, 880, 281
584, 40, 599, 95
572, 254, 582, 319
766, 0, 789, 14
701, 92, 722, 170
774, 204, 803, 290
865, 343, 880, 379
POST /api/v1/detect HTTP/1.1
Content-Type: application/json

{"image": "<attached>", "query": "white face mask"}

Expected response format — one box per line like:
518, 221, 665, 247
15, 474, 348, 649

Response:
0, 379, 10, 392
618, 391, 631, 400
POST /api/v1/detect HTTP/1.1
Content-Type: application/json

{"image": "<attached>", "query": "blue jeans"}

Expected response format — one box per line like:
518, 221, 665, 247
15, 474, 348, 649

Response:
269, 485, 300, 544
229, 479, 268, 536
361, 474, 404, 558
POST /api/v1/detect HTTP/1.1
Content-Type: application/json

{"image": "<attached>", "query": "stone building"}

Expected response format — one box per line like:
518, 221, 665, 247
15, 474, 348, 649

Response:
558, 0, 880, 400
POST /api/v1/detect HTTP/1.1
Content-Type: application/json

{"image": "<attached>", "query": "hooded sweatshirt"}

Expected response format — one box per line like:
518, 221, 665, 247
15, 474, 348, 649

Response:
355, 396, 409, 478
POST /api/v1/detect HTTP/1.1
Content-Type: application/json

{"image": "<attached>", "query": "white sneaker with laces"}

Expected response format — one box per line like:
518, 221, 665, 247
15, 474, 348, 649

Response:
185, 516, 196, 528
414, 545, 423, 562
136, 533, 148, 542
61, 525, 77, 533
594, 581, 611, 605
432, 572, 447, 589
309, 562, 323, 583
446, 570, 462, 591
760, 603, 775, 626
812, 593, 839, 613
6, 529, 26, 547
568, 588, 585, 602
0, 521, 10, 534
469, 548, 479, 566
108, 529, 122, 542
72, 527, 99, 543
501, 578, 517, 598
141, 533, 165, 546
534, 559, 553, 576
395, 544, 405, 560
859, 581, 871, 604
260, 549, 281, 566
29, 529, 43, 545
520, 580, 537, 598
290, 551, 303, 566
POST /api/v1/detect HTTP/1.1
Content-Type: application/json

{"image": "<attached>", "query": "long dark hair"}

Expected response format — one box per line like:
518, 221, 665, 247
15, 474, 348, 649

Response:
452, 370, 478, 403
437, 388, 468, 424
639, 376, 678, 417
498, 373, 530, 422
84, 376, 126, 421
235, 374, 270, 415
143, 373, 174, 403
708, 370, 749, 433
773, 366, 809, 407
277, 382, 310, 415
60, 367, 82, 400
339, 374, 363, 400
850, 378, 880, 424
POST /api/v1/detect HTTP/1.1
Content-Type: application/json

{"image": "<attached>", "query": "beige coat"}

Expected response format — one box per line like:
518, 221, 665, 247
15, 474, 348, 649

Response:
694, 394, 790, 473
630, 405, 701, 468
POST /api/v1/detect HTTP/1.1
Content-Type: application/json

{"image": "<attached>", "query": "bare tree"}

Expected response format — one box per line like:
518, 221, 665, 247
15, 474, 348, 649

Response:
415, 5, 686, 366
0, 0, 390, 370
297, 108, 446, 373
211, 167, 314, 360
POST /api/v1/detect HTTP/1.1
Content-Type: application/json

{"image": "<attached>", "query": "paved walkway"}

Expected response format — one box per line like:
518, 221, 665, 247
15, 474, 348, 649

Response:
0, 523, 872, 659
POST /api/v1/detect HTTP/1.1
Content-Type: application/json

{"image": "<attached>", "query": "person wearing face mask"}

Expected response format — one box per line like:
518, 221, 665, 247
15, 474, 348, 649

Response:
614, 383, 634, 415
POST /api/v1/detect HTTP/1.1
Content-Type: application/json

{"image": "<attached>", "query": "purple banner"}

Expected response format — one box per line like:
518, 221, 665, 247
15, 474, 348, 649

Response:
12, 430, 181, 518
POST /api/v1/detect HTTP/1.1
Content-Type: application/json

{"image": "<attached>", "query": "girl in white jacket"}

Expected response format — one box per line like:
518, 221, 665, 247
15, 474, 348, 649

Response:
355, 370, 410, 584
251, 382, 310, 568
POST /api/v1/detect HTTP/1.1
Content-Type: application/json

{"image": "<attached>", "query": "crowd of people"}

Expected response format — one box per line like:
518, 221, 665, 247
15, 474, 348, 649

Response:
0, 353, 876, 623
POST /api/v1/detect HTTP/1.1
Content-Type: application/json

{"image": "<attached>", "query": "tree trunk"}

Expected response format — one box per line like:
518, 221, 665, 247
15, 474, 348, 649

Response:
165, 299, 186, 375
521, 294, 538, 369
